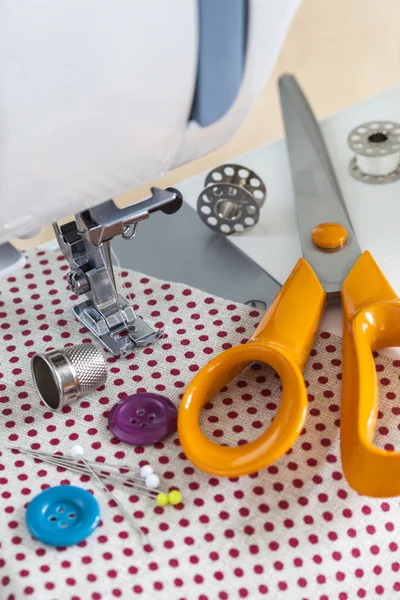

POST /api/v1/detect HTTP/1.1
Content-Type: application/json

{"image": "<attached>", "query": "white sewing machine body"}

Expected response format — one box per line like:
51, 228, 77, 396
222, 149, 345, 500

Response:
0, 0, 302, 354
0, 0, 300, 243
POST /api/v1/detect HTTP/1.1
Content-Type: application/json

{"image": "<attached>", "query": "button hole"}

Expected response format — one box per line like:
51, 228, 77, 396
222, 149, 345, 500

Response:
130, 418, 137, 424
59, 522, 67, 528
68, 513, 76, 519
148, 414, 155, 421
141, 422, 148, 428
137, 409, 145, 417
48, 516, 57, 522
56, 507, 65, 514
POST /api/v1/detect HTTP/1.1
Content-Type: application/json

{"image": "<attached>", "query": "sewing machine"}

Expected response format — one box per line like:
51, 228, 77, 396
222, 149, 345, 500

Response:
0, 0, 299, 355
4, 0, 400, 358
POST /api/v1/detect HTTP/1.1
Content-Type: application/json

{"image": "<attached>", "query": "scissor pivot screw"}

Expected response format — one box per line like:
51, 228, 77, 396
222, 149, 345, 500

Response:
312, 222, 347, 251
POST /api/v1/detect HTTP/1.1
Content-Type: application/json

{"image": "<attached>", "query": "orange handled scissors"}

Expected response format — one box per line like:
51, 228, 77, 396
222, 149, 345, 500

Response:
178, 74, 400, 498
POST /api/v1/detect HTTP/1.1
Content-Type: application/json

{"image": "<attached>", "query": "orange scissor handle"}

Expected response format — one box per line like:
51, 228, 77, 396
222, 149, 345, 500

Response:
178, 258, 326, 477
341, 251, 400, 497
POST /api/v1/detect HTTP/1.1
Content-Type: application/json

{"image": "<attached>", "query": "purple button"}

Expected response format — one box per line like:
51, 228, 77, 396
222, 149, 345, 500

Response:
108, 393, 178, 446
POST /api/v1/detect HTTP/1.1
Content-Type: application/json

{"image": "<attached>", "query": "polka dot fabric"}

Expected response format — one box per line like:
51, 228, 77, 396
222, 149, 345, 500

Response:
1, 249, 400, 600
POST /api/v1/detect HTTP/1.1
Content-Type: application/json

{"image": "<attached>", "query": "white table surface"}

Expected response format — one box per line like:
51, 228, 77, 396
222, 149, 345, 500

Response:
178, 84, 400, 339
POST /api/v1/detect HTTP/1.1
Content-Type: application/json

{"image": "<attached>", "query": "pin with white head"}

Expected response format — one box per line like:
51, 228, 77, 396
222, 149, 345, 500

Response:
139, 464, 160, 490
70, 444, 86, 460
140, 464, 154, 479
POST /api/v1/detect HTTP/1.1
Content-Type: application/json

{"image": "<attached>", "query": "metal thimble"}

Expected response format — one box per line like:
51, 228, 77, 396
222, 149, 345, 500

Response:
31, 344, 107, 411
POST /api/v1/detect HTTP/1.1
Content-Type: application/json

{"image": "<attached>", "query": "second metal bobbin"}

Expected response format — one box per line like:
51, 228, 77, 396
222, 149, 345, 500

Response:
348, 121, 400, 184
197, 164, 266, 235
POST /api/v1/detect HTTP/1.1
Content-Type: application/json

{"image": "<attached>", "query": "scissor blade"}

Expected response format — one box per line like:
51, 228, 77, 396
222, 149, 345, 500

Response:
279, 74, 362, 300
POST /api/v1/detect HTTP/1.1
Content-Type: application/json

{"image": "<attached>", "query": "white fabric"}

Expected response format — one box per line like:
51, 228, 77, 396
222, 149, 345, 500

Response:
1, 249, 400, 599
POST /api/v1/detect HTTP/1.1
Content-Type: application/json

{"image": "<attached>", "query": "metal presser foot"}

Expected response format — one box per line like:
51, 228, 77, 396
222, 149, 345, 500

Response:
53, 187, 183, 356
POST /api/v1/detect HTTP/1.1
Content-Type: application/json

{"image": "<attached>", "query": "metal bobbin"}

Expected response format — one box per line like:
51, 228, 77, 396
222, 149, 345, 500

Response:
348, 121, 400, 184
197, 164, 266, 235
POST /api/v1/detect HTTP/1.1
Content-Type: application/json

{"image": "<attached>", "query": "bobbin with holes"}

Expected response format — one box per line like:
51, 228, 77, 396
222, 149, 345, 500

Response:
197, 164, 266, 235
348, 121, 400, 183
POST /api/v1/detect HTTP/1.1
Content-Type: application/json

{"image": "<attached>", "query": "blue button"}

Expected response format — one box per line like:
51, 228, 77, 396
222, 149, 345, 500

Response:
26, 485, 100, 547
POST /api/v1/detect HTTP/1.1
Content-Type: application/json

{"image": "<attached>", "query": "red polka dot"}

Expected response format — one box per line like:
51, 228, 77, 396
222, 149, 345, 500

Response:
3, 252, 400, 599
